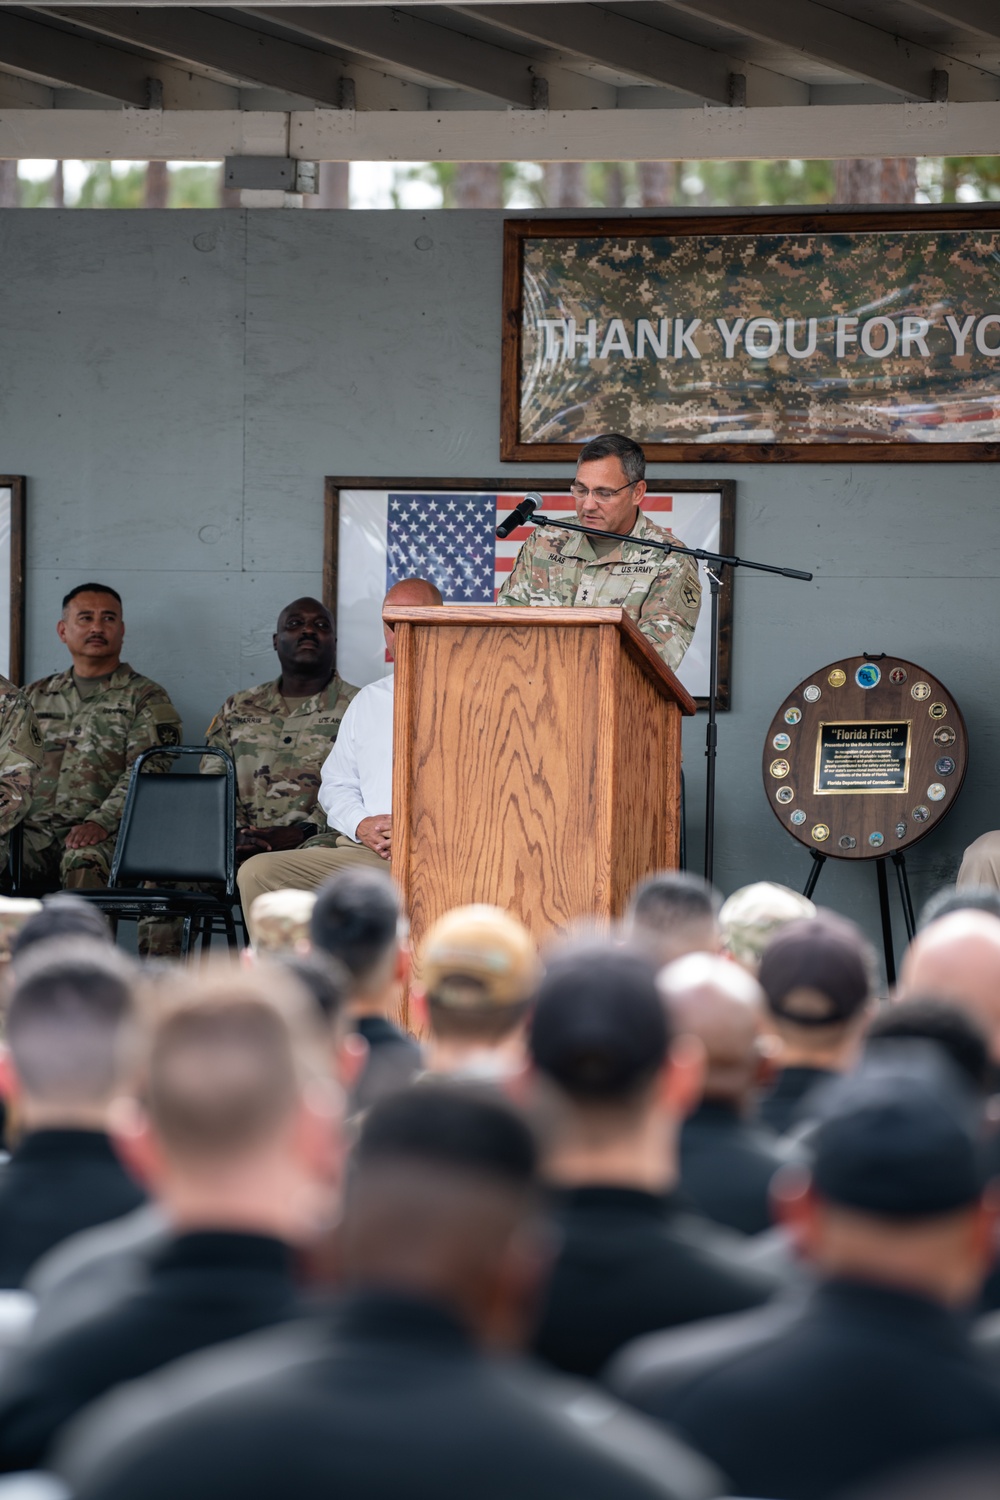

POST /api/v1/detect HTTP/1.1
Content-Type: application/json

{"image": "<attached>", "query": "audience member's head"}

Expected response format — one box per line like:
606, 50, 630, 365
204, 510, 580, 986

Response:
658, 953, 767, 1115
625, 872, 722, 968
720, 883, 816, 973
272, 950, 367, 1092
309, 870, 407, 1016
758, 914, 875, 1070
867, 999, 992, 1097
10, 894, 113, 961
115, 961, 340, 1243
897, 910, 1000, 1064
415, 905, 540, 1082
919, 884, 1000, 931
248, 889, 316, 956
775, 1048, 997, 1309
382, 576, 443, 660
336, 1085, 542, 1349
528, 941, 702, 1192
0, 941, 139, 1132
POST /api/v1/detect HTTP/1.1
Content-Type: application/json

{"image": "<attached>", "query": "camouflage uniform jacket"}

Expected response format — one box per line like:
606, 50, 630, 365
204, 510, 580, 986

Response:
498, 508, 702, 672
26, 664, 182, 837
0, 677, 44, 853
204, 674, 358, 844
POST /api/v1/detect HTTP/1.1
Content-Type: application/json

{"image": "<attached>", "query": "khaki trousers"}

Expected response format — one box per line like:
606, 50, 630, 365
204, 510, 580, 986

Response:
238, 840, 391, 945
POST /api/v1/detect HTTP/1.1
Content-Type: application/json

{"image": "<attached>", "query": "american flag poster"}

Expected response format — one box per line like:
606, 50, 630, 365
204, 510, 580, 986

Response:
335, 487, 724, 701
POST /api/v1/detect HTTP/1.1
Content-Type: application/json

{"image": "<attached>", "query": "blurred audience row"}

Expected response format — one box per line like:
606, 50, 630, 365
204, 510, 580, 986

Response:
0, 871, 993, 1499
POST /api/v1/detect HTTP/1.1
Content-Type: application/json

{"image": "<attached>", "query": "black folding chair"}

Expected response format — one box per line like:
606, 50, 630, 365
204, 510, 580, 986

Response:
71, 745, 241, 957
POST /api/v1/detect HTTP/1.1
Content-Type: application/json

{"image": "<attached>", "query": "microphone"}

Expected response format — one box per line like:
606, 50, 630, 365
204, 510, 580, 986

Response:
496, 493, 543, 540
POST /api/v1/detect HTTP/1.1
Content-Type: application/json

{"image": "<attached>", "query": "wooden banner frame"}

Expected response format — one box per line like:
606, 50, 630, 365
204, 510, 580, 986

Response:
501, 208, 1000, 464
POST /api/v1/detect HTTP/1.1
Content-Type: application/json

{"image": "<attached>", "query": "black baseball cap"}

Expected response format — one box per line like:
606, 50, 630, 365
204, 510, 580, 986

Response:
811, 1045, 988, 1219
759, 913, 873, 1027
529, 944, 667, 1099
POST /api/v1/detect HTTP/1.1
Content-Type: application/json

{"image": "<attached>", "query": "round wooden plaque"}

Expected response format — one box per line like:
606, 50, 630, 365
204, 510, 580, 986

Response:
762, 656, 968, 861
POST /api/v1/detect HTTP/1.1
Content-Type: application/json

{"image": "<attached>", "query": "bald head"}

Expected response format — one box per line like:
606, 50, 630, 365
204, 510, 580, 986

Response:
658, 953, 766, 1106
382, 577, 443, 661
897, 910, 1000, 1062
384, 577, 444, 609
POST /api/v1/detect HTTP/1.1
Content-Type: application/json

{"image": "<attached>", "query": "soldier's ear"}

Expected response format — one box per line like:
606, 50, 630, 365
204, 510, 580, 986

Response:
56, 618, 68, 645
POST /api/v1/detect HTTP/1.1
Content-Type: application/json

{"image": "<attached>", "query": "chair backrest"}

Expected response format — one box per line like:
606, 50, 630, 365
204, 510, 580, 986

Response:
110, 746, 236, 894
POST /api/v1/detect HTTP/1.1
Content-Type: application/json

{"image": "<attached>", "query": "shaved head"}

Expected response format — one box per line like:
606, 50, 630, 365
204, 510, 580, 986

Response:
658, 953, 766, 1105
277, 596, 331, 632
384, 577, 444, 609
897, 910, 1000, 1062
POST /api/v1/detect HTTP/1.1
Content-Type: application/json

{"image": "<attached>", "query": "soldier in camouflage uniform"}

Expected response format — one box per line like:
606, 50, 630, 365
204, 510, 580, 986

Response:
22, 583, 182, 895
204, 597, 357, 863
0, 680, 44, 876
498, 432, 701, 673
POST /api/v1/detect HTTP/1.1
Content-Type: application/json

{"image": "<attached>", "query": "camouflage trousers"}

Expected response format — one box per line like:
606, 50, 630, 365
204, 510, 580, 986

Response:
20, 826, 182, 958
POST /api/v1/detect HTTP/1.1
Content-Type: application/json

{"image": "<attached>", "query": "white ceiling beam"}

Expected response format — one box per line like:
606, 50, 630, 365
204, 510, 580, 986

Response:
655, 0, 1000, 101
904, 0, 1000, 43
1, 98, 999, 161
455, 4, 732, 101
249, 7, 538, 105
41, 6, 345, 102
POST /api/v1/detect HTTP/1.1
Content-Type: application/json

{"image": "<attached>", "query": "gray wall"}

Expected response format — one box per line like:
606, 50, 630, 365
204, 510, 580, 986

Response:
2, 207, 995, 970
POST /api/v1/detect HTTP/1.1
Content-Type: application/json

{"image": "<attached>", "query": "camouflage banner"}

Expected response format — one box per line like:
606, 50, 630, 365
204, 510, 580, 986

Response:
503, 213, 1000, 461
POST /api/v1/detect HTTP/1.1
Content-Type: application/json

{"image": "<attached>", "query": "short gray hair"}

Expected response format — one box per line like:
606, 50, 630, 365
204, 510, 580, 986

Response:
577, 433, 645, 486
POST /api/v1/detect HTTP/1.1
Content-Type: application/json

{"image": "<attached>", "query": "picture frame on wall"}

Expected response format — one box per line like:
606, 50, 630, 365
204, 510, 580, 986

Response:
0, 479, 26, 685
324, 476, 735, 710
501, 209, 1000, 463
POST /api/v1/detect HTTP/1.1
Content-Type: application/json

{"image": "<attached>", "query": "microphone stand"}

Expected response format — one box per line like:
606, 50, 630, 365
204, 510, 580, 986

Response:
526, 510, 813, 884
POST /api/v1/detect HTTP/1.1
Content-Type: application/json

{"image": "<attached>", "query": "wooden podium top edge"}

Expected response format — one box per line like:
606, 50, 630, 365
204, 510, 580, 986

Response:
382, 605, 697, 715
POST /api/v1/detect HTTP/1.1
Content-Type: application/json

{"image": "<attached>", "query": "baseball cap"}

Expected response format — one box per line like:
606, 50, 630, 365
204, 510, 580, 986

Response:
720, 882, 816, 969
759, 913, 873, 1026
811, 1045, 988, 1218
529, 943, 667, 1098
420, 905, 540, 1009
250, 889, 316, 955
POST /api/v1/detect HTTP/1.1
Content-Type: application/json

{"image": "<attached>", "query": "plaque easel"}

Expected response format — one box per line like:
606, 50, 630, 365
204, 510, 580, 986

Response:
762, 653, 968, 985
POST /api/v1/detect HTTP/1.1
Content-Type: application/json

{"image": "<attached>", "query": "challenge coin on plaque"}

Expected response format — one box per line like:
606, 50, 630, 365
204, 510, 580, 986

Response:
911, 682, 931, 700
933, 726, 956, 747
811, 824, 830, 843
855, 663, 881, 690
889, 667, 907, 685
775, 786, 794, 804
838, 835, 856, 850
770, 759, 790, 779
895, 821, 907, 838
913, 805, 930, 822
868, 832, 884, 847
928, 783, 946, 802
828, 669, 846, 688
772, 733, 791, 751
935, 756, 956, 776
803, 685, 822, 703
928, 703, 948, 720
790, 809, 807, 826
784, 707, 802, 725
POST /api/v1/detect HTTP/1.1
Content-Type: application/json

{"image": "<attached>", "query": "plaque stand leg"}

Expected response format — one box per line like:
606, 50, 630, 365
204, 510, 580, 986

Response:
801, 850, 916, 987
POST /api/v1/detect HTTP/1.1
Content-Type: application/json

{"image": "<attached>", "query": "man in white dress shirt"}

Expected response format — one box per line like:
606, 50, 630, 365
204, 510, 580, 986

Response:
236, 577, 442, 938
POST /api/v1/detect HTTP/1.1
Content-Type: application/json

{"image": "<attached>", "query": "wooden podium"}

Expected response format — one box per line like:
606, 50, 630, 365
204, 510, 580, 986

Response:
385, 604, 695, 953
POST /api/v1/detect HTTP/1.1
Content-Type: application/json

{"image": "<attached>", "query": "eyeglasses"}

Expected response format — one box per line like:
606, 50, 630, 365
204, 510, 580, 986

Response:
570, 481, 635, 503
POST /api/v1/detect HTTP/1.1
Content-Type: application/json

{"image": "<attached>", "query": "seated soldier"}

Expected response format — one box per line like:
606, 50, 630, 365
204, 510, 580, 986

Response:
237, 578, 441, 930
0, 678, 43, 881
22, 583, 181, 896
205, 598, 357, 866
